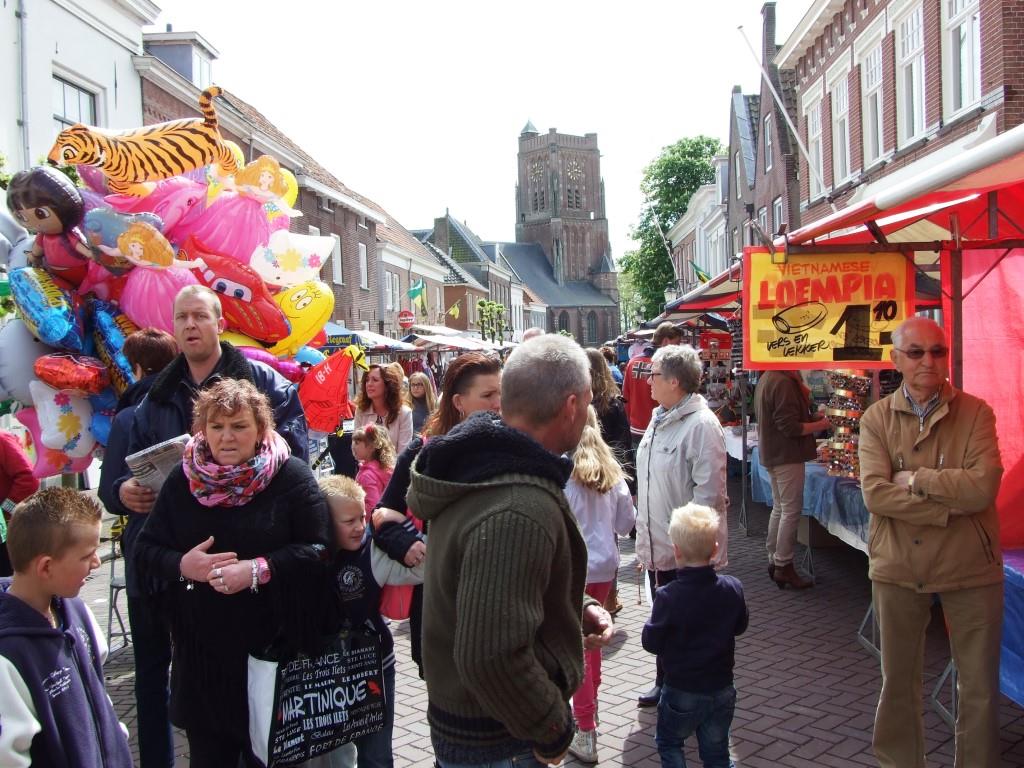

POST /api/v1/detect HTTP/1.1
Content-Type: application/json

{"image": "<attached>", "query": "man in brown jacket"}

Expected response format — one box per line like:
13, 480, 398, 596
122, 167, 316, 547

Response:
754, 371, 830, 589
859, 316, 1003, 768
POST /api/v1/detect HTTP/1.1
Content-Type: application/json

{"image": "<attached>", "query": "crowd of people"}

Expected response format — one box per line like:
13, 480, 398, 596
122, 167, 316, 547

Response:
0, 292, 1007, 768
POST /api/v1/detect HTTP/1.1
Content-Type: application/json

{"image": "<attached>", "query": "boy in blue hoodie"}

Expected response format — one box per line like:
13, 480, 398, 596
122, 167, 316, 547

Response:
642, 503, 748, 768
0, 487, 133, 767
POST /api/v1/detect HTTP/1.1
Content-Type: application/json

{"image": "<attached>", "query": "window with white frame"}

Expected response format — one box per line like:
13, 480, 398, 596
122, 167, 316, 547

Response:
772, 196, 784, 233
734, 151, 742, 199
436, 286, 442, 317
52, 76, 96, 133
830, 72, 851, 184
757, 206, 768, 233
860, 43, 885, 166
358, 243, 368, 289
384, 271, 393, 311
806, 97, 825, 198
392, 274, 400, 312
331, 234, 343, 285
896, 4, 926, 144
763, 115, 773, 172
943, 0, 981, 116
191, 50, 212, 90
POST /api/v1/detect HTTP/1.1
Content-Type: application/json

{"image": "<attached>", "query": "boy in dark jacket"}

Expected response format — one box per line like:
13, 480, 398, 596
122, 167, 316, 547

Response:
642, 503, 748, 768
315, 475, 424, 768
0, 487, 133, 768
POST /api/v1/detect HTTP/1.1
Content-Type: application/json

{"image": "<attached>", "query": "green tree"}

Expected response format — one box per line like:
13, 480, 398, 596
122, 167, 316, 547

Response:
476, 299, 506, 343
620, 135, 722, 321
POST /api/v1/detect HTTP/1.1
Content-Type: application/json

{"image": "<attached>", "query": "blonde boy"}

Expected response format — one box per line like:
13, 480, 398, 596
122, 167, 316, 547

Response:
314, 476, 424, 768
642, 503, 748, 768
0, 488, 133, 767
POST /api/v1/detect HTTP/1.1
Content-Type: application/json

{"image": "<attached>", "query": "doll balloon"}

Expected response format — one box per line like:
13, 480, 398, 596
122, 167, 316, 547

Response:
98, 222, 199, 333
5, 167, 93, 286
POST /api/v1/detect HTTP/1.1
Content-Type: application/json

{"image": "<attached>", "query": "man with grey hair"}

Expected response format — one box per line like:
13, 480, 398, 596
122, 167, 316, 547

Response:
634, 343, 728, 708
860, 316, 1003, 768
521, 326, 545, 342
408, 334, 614, 767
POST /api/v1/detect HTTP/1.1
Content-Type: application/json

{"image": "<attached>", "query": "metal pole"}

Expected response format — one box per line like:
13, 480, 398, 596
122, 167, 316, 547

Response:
739, 371, 749, 534
951, 248, 963, 389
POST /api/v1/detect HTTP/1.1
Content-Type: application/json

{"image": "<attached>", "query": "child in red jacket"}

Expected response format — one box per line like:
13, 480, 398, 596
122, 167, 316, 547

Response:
0, 430, 39, 576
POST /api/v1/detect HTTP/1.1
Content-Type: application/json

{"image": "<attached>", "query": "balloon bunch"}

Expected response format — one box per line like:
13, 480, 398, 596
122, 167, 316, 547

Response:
0, 87, 341, 476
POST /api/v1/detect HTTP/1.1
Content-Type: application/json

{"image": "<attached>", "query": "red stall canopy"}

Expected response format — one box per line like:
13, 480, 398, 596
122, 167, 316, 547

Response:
775, 121, 1024, 546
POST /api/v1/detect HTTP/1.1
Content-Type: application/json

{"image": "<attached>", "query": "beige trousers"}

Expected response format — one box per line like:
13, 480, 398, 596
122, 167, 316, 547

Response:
872, 580, 1004, 768
765, 462, 805, 567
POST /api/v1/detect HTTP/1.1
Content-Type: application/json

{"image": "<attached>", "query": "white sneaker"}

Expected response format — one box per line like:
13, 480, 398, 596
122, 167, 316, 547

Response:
568, 728, 598, 764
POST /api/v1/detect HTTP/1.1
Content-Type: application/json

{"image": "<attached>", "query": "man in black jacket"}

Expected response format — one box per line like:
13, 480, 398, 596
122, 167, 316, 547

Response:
110, 285, 307, 768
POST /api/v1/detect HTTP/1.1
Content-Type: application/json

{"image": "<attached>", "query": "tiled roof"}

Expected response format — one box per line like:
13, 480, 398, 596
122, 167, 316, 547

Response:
217, 88, 388, 219
421, 241, 487, 291
376, 217, 439, 265
496, 242, 615, 308
733, 90, 759, 191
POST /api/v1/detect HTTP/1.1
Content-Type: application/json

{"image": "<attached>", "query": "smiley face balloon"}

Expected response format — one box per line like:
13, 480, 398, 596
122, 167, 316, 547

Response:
266, 281, 334, 358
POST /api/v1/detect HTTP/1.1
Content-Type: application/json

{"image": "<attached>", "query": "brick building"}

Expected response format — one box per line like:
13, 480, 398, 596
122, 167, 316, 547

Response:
136, 31, 385, 332
376, 219, 448, 338
775, 0, 1024, 226
513, 123, 620, 342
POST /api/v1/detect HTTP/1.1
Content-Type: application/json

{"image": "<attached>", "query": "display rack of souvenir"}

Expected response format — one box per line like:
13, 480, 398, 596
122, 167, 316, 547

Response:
818, 370, 871, 478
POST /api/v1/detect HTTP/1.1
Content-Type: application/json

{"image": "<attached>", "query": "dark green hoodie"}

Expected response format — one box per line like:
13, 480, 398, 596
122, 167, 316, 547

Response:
408, 412, 588, 764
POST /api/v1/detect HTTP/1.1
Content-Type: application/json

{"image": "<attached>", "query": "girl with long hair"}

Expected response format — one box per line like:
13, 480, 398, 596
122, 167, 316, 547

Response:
352, 424, 397, 523
354, 363, 413, 454
564, 407, 636, 762
408, 371, 437, 434
372, 352, 502, 676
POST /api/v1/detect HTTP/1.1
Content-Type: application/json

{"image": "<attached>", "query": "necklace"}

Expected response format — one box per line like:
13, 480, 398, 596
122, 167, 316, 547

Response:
47, 604, 58, 629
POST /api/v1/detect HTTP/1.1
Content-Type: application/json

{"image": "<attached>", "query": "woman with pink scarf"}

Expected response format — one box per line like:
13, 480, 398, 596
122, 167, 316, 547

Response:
136, 379, 330, 768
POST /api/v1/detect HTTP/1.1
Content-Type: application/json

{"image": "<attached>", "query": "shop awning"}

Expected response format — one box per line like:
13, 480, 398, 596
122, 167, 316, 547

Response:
356, 329, 418, 353
402, 333, 492, 352
321, 322, 362, 351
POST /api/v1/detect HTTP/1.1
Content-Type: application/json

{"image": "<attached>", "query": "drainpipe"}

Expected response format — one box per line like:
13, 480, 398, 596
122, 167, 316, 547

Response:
17, 0, 30, 168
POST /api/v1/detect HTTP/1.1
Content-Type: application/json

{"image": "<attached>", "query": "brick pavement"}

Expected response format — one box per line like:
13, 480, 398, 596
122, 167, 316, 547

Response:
86, 479, 1024, 766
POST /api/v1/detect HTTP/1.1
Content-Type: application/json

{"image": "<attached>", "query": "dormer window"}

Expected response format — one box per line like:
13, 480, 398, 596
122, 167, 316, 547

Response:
192, 49, 212, 89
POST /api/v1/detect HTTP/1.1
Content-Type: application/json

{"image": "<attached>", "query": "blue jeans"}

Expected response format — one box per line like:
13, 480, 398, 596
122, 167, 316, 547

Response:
656, 684, 736, 768
352, 663, 396, 768
437, 752, 546, 768
126, 595, 174, 768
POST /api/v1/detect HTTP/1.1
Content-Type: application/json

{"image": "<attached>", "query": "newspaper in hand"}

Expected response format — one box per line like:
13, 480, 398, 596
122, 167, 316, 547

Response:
125, 434, 191, 492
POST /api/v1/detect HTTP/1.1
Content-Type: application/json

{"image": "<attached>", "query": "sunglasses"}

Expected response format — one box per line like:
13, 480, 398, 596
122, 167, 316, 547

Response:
895, 346, 949, 360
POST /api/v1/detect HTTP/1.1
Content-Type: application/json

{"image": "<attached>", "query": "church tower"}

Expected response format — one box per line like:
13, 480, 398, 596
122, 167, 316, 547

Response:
514, 124, 615, 294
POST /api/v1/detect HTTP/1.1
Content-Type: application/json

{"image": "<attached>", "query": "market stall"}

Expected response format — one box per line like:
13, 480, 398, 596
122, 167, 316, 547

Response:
746, 120, 1024, 710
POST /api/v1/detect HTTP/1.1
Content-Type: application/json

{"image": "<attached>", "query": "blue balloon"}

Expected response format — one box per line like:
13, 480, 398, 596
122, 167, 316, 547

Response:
9, 267, 85, 352
294, 346, 326, 366
90, 298, 138, 396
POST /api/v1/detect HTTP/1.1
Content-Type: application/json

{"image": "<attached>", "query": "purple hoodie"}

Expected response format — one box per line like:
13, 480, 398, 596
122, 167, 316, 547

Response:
0, 580, 132, 767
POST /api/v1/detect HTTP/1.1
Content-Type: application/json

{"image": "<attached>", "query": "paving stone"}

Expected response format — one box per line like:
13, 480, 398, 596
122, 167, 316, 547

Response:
91, 478, 1024, 765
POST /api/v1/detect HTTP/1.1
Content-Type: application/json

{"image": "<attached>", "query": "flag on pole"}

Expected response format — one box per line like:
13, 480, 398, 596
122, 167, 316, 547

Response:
415, 290, 429, 317
446, 300, 460, 320
407, 278, 426, 300
690, 260, 711, 284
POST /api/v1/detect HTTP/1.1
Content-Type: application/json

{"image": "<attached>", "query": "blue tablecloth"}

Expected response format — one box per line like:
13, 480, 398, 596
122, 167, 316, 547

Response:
749, 446, 869, 552
1002, 550, 1024, 707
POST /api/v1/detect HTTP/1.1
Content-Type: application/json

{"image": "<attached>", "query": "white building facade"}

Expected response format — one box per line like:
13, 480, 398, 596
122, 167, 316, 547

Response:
0, 0, 160, 174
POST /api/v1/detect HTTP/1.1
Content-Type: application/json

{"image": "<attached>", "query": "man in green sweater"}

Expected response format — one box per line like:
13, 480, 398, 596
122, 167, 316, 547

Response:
408, 334, 615, 767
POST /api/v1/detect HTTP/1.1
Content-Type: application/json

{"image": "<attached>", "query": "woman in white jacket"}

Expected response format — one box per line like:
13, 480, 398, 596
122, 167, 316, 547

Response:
634, 343, 728, 708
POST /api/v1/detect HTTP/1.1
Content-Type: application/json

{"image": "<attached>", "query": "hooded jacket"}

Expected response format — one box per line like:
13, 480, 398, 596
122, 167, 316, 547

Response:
636, 394, 729, 572
0, 583, 132, 768
859, 383, 1003, 592
112, 342, 308, 509
407, 412, 587, 764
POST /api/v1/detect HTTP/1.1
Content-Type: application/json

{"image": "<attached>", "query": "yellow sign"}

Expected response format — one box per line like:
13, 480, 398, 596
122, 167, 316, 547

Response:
742, 248, 914, 369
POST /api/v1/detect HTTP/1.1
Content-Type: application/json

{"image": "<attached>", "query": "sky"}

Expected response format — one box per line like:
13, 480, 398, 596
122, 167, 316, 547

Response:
147, 1, 806, 262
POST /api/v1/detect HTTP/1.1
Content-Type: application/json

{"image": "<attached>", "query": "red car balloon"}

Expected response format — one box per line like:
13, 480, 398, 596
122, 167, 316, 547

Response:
180, 236, 289, 343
